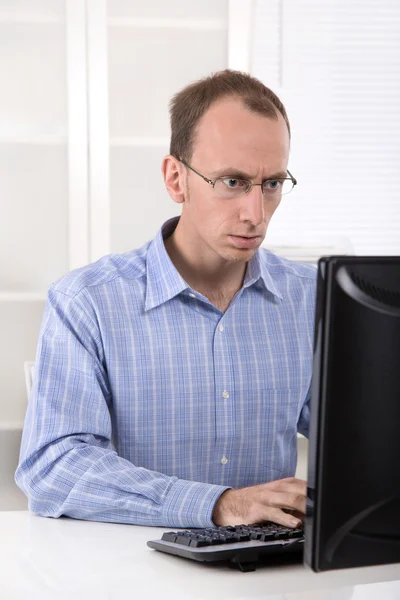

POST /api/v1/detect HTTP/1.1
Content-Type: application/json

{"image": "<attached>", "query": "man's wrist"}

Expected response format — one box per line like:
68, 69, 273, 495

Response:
212, 488, 237, 526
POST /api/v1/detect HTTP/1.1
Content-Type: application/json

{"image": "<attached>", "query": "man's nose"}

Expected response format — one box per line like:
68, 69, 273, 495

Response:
240, 184, 264, 225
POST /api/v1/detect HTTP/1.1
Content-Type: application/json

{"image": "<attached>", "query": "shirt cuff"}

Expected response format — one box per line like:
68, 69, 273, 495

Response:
161, 478, 230, 528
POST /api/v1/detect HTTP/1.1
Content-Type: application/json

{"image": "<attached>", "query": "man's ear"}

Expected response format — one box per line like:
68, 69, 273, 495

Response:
162, 155, 186, 204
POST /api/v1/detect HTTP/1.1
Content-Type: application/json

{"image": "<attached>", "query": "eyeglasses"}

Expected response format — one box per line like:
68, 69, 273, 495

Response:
180, 160, 297, 199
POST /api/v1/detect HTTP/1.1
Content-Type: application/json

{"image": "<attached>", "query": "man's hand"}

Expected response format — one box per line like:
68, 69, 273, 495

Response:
212, 477, 306, 528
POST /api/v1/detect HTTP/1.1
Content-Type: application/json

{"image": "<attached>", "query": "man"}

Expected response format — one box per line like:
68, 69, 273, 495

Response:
15, 70, 316, 529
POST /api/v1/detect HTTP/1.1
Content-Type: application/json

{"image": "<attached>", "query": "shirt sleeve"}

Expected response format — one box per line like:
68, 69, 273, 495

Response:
15, 287, 229, 528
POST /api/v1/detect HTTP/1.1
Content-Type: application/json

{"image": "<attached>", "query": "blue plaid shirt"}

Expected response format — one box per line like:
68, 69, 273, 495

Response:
16, 217, 316, 528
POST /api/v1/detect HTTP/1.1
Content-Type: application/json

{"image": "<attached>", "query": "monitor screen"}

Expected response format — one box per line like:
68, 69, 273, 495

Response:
304, 256, 400, 571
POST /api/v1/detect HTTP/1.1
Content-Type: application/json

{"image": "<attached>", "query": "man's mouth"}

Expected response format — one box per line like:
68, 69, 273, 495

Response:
228, 235, 261, 249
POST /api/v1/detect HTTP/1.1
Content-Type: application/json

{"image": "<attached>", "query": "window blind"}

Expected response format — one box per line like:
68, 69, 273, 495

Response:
252, 0, 400, 255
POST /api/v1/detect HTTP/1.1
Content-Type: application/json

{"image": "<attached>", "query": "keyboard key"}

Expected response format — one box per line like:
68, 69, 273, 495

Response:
288, 529, 304, 538
161, 532, 178, 543
261, 532, 277, 541
189, 538, 209, 548
175, 534, 192, 546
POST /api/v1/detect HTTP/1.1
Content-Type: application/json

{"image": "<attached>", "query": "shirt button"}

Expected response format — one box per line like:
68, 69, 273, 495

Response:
220, 456, 228, 465
218, 324, 224, 332
222, 390, 229, 399
189, 293, 196, 298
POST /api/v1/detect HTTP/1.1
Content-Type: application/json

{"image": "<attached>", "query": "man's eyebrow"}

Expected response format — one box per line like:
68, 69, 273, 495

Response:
210, 168, 288, 180
262, 171, 289, 180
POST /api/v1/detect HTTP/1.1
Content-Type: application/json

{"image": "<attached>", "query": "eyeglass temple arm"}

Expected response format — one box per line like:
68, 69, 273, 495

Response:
287, 169, 297, 185
180, 160, 214, 186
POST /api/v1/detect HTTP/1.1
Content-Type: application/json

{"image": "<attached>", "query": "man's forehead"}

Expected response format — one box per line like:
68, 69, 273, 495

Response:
192, 97, 289, 169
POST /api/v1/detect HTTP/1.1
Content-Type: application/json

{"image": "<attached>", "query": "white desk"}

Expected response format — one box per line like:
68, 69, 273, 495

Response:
0, 511, 399, 600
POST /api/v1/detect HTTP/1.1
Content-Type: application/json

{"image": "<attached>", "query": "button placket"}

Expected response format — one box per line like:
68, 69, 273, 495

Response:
213, 314, 234, 472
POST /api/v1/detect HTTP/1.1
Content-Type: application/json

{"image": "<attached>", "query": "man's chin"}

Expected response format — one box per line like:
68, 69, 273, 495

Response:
220, 245, 259, 263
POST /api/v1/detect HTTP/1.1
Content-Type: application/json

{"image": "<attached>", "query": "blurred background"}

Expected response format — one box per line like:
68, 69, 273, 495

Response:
1, 0, 399, 509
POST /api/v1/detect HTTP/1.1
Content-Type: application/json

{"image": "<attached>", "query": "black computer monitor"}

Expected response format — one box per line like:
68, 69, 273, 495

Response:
304, 256, 400, 572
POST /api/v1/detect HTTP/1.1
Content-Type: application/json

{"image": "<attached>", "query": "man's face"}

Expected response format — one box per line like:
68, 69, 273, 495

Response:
180, 97, 290, 265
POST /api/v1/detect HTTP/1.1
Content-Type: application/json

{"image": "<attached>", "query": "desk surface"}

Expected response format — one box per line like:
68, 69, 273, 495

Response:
0, 511, 399, 600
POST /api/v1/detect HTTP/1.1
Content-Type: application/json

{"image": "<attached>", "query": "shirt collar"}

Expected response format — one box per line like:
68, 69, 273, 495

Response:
145, 217, 283, 311
244, 249, 283, 300
145, 217, 190, 311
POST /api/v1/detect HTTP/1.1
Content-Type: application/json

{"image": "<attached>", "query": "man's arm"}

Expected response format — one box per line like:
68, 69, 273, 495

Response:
15, 288, 228, 528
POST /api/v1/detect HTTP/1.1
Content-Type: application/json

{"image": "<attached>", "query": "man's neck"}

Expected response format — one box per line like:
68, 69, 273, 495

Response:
164, 226, 248, 311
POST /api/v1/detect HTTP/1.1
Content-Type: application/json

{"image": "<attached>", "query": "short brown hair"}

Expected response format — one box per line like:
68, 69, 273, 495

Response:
169, 69, 290, 162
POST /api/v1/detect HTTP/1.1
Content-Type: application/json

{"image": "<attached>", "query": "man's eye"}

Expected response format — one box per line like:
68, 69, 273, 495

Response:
264, 180, 281, 191
222, 178, 248, 189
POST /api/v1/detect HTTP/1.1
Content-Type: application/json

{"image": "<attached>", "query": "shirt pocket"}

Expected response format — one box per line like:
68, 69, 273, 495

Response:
261, 387, 304, 476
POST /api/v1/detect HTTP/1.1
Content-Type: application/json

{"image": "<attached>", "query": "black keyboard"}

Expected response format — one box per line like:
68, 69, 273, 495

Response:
147, 523, 304, 571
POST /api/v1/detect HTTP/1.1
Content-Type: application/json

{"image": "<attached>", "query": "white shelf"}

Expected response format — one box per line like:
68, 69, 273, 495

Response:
110, 137, 169, 148
262, 239, 354, 263
0, 136, 67, 146
108, 17, 227, 31
0, 14, 63, 25
0, 422, 24, 431
0, 293, 47, 302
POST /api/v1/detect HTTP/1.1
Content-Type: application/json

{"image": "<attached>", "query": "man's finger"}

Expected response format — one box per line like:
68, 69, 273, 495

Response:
283, 508, 304, 520
266, 491, 306, 514
264, 507, 303, 529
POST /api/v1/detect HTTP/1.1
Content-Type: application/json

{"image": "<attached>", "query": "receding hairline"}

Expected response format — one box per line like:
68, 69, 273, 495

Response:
195, 93, 287, 129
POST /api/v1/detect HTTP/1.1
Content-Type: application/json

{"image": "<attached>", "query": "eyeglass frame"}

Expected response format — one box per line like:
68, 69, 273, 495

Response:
179, 159, 297, 197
